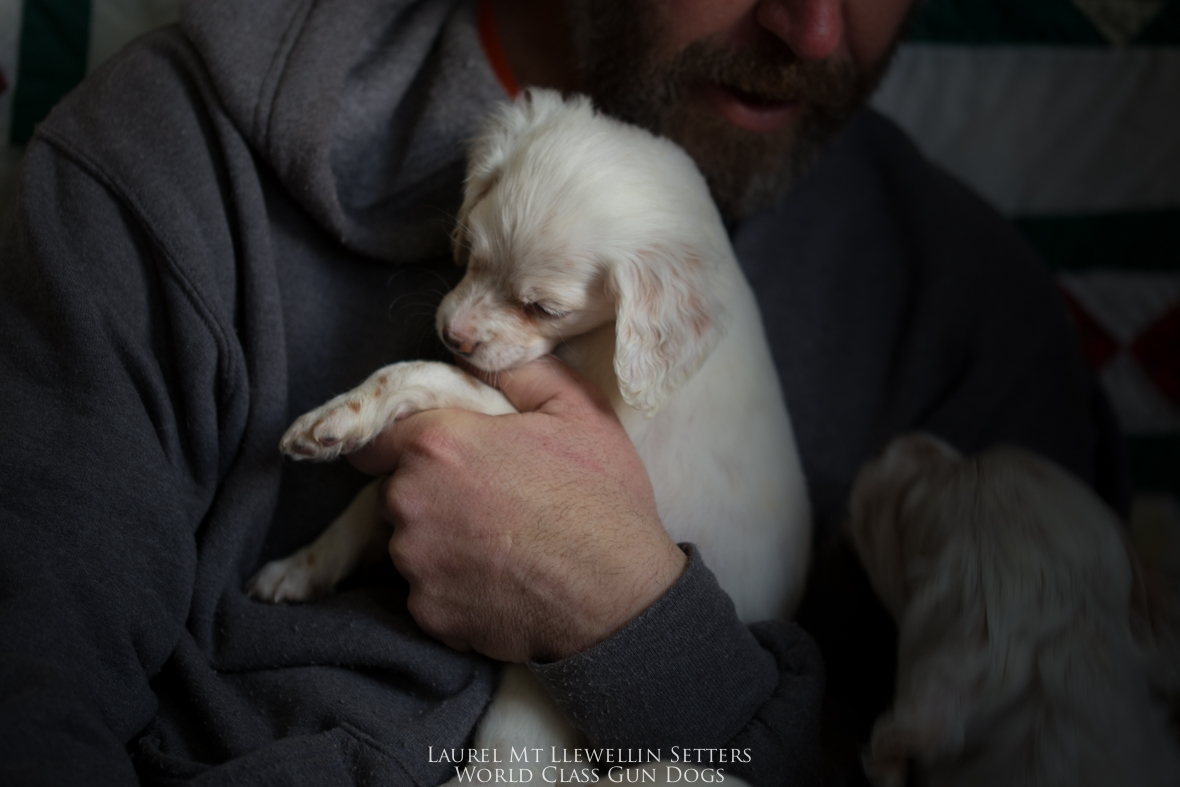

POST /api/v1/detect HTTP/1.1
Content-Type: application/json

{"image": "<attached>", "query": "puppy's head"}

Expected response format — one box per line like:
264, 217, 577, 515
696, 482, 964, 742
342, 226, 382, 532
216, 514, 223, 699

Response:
439, 89, 729, 415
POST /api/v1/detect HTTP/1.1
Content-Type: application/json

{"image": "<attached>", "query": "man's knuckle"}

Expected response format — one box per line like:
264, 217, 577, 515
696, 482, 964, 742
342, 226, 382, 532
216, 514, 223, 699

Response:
407, 422, 463, 464
406, 593, 450, 638
386, 488, 414, 524
387, 535, 411, 570
377, 480, 411, 528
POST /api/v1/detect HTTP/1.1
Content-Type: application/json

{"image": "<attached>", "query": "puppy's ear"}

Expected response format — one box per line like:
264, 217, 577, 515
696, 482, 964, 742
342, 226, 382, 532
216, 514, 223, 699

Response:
847, 434, 961, 620
855, 436, 989, 786
608, 243, 724, 416
866, 548, 996, 787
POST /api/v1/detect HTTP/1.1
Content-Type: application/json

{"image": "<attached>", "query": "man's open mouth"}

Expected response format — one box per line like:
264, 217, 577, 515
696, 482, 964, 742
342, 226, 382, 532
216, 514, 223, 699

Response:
702, 81, 800, 134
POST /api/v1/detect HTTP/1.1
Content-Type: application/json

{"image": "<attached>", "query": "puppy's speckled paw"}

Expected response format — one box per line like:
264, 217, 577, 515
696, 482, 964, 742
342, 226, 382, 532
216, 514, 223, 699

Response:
280, 397, 374, 461
278, 360, 439, 461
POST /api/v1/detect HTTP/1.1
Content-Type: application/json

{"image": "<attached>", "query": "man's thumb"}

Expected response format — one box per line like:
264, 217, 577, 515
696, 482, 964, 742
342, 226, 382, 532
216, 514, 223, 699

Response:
471, 356, 611, 415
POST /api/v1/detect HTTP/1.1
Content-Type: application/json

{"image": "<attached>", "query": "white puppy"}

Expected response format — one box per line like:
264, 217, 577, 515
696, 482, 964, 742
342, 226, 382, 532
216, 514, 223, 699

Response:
248, 90, 809, 785
848, 434, 1180, 787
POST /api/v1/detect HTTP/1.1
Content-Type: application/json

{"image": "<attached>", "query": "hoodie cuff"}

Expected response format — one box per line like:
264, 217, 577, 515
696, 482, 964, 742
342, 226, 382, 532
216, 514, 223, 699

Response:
529, 544, 779, 751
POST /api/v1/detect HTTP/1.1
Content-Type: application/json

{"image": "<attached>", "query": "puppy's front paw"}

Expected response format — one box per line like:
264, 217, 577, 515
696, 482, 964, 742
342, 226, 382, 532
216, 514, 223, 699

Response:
279, 361, 435, 461
280, 361, 512, 461
246, 548, 338, 603
280, 399, 372, 461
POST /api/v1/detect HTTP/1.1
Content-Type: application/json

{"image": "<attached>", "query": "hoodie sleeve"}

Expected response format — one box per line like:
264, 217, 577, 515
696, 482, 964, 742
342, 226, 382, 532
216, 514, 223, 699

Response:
531, 546, 825, 787
0, 137, 220, 785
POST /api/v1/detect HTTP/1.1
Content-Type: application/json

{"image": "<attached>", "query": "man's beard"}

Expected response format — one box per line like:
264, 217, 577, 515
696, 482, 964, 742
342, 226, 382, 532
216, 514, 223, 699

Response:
568, 1, 895, 220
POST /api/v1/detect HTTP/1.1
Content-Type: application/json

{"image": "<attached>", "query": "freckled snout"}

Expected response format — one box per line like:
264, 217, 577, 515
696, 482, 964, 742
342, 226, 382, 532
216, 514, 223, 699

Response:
436, 280, 557, 371
436, 287, 486, 357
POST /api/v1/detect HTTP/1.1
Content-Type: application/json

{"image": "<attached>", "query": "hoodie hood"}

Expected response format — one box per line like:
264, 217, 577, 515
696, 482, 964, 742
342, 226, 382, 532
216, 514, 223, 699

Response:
180, 0, 507, 262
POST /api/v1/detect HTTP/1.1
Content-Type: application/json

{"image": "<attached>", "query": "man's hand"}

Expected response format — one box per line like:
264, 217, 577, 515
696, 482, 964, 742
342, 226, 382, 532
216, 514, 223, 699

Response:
347, 356, 686, 663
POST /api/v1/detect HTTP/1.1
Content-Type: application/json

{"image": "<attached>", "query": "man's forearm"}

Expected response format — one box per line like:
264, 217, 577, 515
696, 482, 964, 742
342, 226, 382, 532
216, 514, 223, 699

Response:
532, 546, 824, 787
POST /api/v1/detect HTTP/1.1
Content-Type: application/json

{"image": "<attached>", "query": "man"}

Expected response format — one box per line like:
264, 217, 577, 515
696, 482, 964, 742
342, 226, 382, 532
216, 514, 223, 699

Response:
0, 0, 1124, 785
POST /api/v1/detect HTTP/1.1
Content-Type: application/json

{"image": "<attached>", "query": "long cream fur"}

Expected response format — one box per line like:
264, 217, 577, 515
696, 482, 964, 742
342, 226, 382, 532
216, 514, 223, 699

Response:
848, 434, 1180, 787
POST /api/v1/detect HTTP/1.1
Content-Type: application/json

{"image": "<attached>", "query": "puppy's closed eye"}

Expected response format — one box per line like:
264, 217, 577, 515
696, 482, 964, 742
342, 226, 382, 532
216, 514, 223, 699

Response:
522, 301, 569, 320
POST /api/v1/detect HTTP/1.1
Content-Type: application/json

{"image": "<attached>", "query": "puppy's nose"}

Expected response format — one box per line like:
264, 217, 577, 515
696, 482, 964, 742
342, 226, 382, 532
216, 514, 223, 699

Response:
443, 330, 477, 356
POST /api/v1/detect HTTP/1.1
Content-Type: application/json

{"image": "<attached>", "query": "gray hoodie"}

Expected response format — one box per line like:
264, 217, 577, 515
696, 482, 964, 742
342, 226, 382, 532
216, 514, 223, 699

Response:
0, 0, 1125, 785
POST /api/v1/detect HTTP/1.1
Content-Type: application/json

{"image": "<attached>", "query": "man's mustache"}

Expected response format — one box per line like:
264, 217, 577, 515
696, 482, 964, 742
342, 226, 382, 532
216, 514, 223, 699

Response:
667, 39, 860, 110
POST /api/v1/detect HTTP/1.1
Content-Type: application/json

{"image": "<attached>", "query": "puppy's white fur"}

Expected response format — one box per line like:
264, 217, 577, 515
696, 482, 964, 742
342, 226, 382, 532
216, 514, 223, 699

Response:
848, 435, 1180, 787
249, 90, 809, 785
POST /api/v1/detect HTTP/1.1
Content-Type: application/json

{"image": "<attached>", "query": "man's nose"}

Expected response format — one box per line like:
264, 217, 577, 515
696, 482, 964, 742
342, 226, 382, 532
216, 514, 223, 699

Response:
756, 0, 845, 61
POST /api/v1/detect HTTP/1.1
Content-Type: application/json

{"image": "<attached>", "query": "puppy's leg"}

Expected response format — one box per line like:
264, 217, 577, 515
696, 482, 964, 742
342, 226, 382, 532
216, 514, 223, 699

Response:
250, 361, 515, 602
280, 360, 516, 462
247, 481, 389, 602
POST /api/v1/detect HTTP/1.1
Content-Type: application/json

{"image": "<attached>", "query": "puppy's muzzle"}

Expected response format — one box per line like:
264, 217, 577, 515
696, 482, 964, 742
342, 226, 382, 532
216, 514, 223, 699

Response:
442, 330, 478, 357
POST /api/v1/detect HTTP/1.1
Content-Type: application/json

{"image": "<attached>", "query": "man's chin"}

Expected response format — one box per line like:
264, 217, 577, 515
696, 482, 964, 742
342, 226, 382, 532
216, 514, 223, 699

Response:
658, 103, 800, 221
